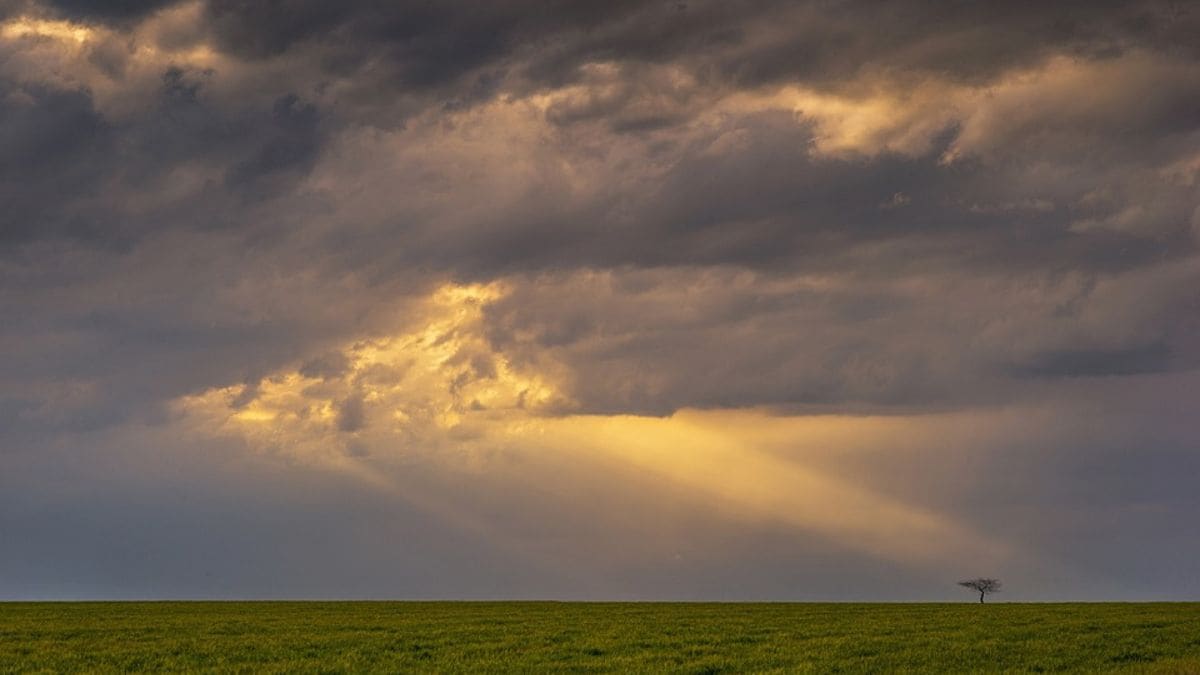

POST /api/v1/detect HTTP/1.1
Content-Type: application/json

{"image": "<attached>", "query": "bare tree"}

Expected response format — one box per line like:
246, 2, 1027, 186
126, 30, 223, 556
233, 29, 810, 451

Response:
958, 578, 1001, 603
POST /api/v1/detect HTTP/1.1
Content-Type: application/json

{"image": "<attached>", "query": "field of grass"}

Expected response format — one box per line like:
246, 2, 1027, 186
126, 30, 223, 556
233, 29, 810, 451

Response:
2, 602, 1199, 673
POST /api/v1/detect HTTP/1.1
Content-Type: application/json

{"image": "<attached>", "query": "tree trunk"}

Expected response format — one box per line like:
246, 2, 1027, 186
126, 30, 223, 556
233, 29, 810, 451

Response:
979, 591, 985, 603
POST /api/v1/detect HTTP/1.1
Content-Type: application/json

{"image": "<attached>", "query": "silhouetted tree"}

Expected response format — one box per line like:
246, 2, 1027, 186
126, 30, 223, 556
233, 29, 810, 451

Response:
958, 577, 1001, 603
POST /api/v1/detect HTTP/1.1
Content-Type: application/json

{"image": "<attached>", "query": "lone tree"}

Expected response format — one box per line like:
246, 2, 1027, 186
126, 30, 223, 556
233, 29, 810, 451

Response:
958, 577, 1001, 603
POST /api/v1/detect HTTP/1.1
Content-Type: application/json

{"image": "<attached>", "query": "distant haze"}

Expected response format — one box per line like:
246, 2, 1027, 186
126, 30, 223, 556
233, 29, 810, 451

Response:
2, 0, 1199, 601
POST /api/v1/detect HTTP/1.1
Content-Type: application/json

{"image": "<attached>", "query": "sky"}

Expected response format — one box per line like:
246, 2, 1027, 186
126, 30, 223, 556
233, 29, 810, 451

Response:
1, 0, 1199, 601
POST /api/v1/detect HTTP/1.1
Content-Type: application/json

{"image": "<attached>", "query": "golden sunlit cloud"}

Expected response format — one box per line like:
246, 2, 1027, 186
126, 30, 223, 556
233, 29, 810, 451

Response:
0, 17, 94, 44
697, 51, 1192, 169
176, 282, 572, 461
0, 5, 223, 117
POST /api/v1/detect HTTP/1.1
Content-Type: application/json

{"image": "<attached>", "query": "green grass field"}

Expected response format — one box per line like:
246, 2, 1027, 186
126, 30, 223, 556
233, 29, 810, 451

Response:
2, 602, 1198, 673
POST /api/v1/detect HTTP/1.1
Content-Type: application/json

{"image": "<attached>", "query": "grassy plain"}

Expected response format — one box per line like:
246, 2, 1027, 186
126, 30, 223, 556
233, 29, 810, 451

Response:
1, 602, 1198, 673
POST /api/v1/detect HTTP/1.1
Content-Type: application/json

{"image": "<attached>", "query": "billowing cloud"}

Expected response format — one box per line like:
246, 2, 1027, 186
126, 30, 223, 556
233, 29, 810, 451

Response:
2, 0, 1198, 600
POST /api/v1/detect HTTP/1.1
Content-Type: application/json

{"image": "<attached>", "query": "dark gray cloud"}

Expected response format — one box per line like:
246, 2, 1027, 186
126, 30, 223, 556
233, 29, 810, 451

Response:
1, 0, 1196, 418
0, 83, 112, 244
479, 259, 1200, 414
192, 1, 1200, 94
1012, 343, 1174, 378
44, 0, 174, 21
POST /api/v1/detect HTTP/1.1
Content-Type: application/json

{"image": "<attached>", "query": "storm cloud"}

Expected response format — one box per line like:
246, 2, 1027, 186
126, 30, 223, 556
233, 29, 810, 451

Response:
1, 0, 1198, 600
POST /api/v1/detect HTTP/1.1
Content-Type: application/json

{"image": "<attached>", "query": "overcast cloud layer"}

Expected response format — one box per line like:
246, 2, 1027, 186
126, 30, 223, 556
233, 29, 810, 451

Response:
2, 0, 1198, 600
